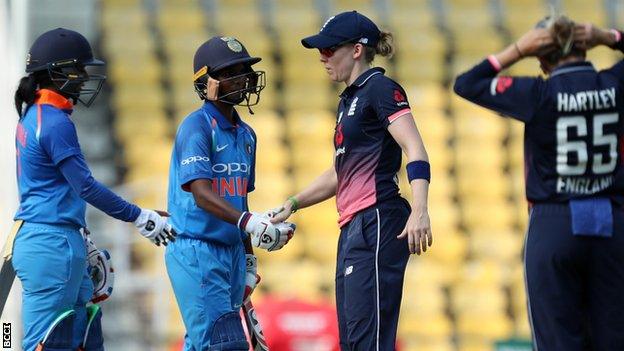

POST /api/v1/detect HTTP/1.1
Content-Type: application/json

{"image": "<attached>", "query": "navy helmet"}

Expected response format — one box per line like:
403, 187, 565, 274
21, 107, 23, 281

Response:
26, 28, 106, 106
301, 11, 381, 49
193, 36, 265, 108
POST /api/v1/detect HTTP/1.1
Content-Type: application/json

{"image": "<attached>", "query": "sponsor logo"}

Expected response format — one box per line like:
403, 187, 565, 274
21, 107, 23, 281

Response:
394, 89, 405, 102
246, 143, 253, 155
181, 156, 210, 165
335, 124, 344, 146
490, 76, 513, 95
337, 111, 343, 124
347, 97, 358, 116
212, 162, 250, 175
345, 266, 353, 276
335, 147, 346, 156
359, 38, 369, 44
3, 323, 10, 348
216, 144, 228, 152
145, 220, 155, 231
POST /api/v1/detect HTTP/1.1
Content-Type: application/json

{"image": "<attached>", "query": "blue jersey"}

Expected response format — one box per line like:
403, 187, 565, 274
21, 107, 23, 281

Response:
454, 48, 624, 204
14, 89, 140, 227
334, 67, 411, 226
168, 102, 256, 245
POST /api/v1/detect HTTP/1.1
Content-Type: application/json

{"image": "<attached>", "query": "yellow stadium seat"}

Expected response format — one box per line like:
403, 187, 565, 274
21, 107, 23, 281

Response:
156, 4, 205, 35
109, 57, 162, 86
456, 167, 508, 200
457, 337, 496, 351
303, 229, 340, 263
461, 199, 516, 232
401, 284, 446, 316
426, 229, 468, 266
428, 199, 461, 233
469, 230, 523, 264
286, 109, 336, 142
399, 313, 453, 339
400, 338, 454, 351
458, 313, 514, 340
111, 83, 166, 111
114, 109, 170, 142
408, 83, 447, 111
405, 256, 458, 287
283, 82, 335, 111
457, 259, 512, 288
247, 171, 291, 202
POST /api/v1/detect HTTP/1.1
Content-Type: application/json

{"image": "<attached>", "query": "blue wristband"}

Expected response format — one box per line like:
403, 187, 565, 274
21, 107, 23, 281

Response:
406, 161, 430, 183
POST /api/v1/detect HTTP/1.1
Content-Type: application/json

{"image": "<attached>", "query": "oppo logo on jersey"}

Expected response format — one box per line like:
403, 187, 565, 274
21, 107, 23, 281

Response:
181, 157, 250, 175
212, 162, 250, 175
181, 156, 210, 165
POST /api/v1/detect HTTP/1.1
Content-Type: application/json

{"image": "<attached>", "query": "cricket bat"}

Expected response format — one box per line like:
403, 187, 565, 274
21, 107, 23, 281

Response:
242, 297, 269, 351
0, 220, 23, 318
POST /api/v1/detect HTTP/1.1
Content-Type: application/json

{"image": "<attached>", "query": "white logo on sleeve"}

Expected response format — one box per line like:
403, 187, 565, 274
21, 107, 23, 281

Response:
347, 97, 358, 116
216, 144, 228, 152
181, 156, 210, 165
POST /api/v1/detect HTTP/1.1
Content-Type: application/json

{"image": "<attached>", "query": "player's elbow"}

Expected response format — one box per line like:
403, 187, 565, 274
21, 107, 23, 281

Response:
453, 75, 471, 98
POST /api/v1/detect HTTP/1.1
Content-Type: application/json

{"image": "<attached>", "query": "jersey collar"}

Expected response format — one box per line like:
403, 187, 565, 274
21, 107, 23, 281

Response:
341, 67, 385, 97
550, 61, 596, 78
201, 101, 241, 130
35, 89, 74, 113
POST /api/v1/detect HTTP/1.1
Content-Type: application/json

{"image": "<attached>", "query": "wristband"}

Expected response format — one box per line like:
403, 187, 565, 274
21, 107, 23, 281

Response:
610, 29, 622, 44
406, 161, 431, 183
287, 196, 299, 213
237, 212, 252, 230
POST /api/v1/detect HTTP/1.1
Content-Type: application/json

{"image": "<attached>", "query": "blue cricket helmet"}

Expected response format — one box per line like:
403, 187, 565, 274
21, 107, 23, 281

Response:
25, 28, 106, 107
26, 28, 104, 73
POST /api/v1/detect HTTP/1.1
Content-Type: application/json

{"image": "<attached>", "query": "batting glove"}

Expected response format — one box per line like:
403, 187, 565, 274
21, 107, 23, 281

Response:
244, 254, 260, 301
83, 230, 115, 303
133, 209, 177, 246
238, 211, 285, 251
272, 222, 296, 251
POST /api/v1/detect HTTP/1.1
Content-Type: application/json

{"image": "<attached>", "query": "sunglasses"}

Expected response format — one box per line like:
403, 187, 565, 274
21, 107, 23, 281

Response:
318, 38, 359, 57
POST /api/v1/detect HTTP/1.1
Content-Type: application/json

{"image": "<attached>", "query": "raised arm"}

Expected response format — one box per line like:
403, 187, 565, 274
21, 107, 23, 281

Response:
453, 28, 554, 123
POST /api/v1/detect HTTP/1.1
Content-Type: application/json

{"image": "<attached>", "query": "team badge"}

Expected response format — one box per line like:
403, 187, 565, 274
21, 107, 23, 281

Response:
221, 37, 243, 53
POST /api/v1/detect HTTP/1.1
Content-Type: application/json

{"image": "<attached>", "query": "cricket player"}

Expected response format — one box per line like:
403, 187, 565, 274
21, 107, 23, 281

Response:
11, 28, 175, 351
454, 16, 624, 350
269, 11, 433, 350
165, 36, 294, 350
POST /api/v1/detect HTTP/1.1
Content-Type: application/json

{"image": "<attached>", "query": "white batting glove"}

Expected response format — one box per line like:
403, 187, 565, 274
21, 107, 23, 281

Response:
238, 211, 285, 251
82, 230, 115, 303
272, 222, 296, 251
243, 254, 260, 301
133, 209, 177, 246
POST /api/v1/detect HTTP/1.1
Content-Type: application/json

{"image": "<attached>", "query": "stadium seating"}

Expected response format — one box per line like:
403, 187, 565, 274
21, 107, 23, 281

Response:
100, 0, 621, 349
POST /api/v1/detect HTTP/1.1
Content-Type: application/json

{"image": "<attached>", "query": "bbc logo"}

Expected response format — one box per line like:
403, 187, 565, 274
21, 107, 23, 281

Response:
2, 323, 10, 349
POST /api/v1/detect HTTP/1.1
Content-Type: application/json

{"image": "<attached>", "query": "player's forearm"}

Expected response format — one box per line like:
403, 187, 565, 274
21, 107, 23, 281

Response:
409, 179, 429, 213
493, 44, 522, 69
293, 167, 337, 210
189, 179, 242, 225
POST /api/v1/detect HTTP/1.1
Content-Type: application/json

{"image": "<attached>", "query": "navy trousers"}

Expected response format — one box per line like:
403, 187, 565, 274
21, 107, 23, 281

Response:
525, 203, 624, 351
335, 197, 411, 351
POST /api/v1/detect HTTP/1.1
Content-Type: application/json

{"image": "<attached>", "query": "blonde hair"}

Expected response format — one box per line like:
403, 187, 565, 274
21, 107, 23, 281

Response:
364, 31, 394, 63
538, 15, 585, 65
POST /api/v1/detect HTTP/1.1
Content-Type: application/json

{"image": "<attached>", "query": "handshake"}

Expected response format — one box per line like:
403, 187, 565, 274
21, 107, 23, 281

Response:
237, 209, 295, 252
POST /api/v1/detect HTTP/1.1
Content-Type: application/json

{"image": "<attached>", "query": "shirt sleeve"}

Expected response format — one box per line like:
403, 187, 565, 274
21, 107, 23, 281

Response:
453, 58, 544, 123
177, 119, 214, 192
59, 154, 141, 222
370, 78, 412, 128
39, 118, 82, 165
603, 30, 624, 85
